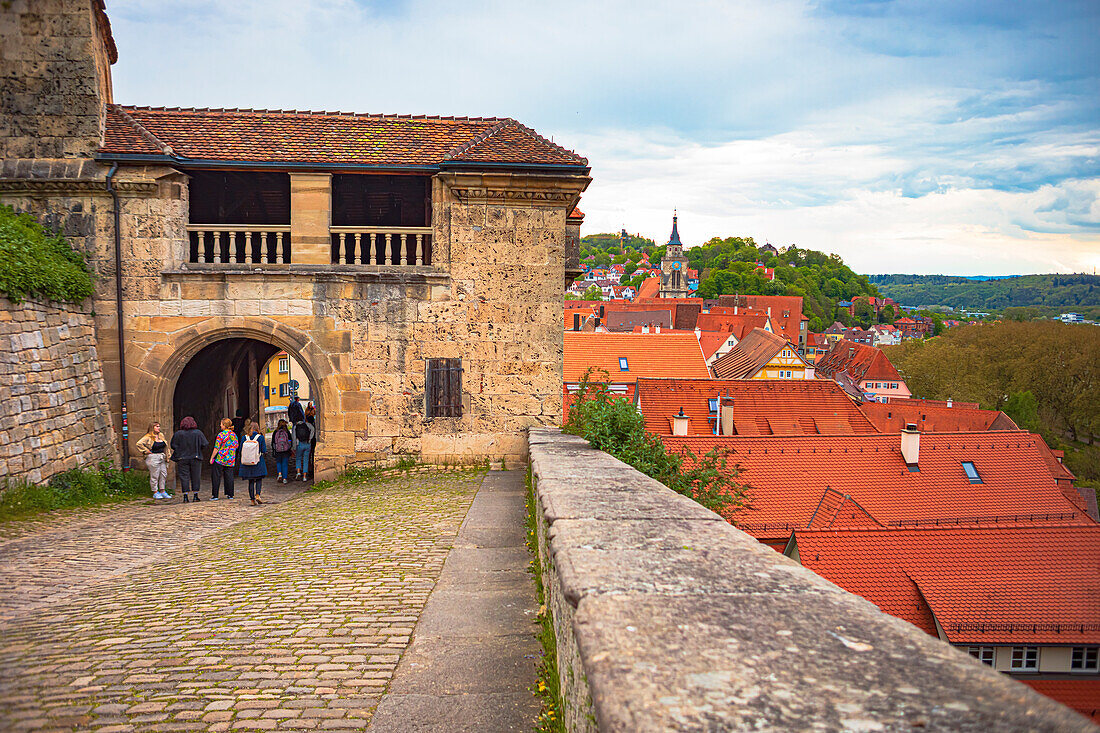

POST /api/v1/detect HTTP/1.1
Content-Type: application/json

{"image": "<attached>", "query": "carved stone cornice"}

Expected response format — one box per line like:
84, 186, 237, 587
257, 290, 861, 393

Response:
438, 171, 590, 208
0, 178, 159, 197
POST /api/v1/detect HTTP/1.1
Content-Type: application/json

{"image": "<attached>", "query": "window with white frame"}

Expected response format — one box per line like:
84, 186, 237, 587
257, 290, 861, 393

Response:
279, 356, 290, 373
967, 646, 995, 666
1071, 646, 1098, 672
1010, 646, 1039, 671
278, 382, 291, 398
962, 461, 983, 483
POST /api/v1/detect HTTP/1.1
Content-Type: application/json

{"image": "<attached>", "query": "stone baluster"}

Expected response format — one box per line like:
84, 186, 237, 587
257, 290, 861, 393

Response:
196, 231, 206, 263
400, 233, 408, 265
370, 233, 378, 264
212, 231, 221, 264
336, 232, 346, 264
415, 234, 424, 265
276, 232, 285, 264
356, 233, 365, 264
260, 232, 269, 264
384, 233, 393, 266
244, 231, 253, 264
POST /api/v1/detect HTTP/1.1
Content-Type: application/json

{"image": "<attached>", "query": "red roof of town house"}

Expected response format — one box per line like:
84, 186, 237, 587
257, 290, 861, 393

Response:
663, 431, 1096, 542
605, 310, 673, 332
1022, 680, 1100, 721
789, 524, 1100, 645
100, 105, 588, 168
859, 401, 1019, 433
816, 339, 903, 383
716, 295, 804, 343
563, 333, 710, 384
567, 205, 585, 221
697, 331, 737, 362
694, 312, 771, 338
635, 277, 662, 300
711, 328, 790, 379
635, 378, 878, 437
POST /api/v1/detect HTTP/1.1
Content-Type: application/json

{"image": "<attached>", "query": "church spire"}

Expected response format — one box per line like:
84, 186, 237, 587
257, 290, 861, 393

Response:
668, 210, 682, 248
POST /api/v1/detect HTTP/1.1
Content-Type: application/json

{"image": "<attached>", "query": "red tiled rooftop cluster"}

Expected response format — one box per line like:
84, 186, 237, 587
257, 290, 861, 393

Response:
563, 333, 710, 384
816, 339, 902, 382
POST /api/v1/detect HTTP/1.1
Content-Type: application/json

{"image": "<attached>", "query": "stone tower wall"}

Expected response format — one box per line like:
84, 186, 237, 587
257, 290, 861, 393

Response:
0, 0, 115, 159
0, 296, 118, 485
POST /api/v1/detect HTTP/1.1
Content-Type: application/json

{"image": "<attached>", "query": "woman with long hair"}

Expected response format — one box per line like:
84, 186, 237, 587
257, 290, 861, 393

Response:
271, 419, 293, 484
136, 421, 172, 499
170, 416, 208, 503
238, 420, 268, 505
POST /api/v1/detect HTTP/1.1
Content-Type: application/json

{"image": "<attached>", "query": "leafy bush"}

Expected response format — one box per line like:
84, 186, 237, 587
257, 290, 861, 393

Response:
564, 370, 749, 515
0, 204, 94, 303
0, 460, 148, 522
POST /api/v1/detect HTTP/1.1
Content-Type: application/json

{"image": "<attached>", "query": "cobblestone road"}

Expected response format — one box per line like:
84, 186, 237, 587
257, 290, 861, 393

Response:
0, 470, 482, 732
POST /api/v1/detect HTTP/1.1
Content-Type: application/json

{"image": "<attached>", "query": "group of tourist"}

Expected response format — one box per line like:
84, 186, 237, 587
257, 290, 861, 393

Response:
134, 394, 316, 506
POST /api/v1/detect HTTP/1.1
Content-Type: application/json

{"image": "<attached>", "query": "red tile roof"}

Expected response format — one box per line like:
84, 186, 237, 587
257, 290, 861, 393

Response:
859, 401, 1019, 433
697, 331, 737, 361
567, 205, 585, 221
605, 311, 673, 332
101, 105, 588, 168
564, 333, 710, 384
711, 328, 790, 379
791, 524, 1100, 644
663, 431, 1096, 540
1022, 680, 1100, 720
635, 277, 662, 300
635, 378, 877, 436
816, 339, 903, 383
716, 295, 804, 343
694, 312, 771, 338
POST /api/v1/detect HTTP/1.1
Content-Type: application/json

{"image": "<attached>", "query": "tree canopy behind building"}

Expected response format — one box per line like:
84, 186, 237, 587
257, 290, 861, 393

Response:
869, 273, 1100, 314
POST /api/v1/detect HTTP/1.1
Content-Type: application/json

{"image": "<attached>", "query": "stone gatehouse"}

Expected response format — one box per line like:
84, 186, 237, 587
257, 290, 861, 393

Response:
1, 0, 589, 479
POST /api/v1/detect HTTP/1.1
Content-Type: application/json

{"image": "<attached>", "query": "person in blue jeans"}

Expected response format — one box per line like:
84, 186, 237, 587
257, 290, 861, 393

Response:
294, 419, 315, 481
271, 419, 293, 483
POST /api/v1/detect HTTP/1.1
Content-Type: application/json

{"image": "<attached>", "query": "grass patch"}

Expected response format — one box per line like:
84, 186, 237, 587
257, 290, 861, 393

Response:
526, 465, 566, 733
0, 203, 94, 303
0, 461, 149, 523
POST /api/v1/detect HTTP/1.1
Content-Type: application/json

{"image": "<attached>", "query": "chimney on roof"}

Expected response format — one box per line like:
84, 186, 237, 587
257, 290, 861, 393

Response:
642, 324, 650, 334
672, 407, 690, 437
600, 305, 606, 319
849, 347, 855, 358
594, 316, 601, 329
655, 324, 661, 333
720, 403, 735, 436
573, 313, 581, 331
947, 398, 953, 408
901, 423, 920, 466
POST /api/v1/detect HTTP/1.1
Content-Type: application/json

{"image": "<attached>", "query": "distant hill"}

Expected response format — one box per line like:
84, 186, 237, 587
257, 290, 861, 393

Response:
869, 274, 1100, 311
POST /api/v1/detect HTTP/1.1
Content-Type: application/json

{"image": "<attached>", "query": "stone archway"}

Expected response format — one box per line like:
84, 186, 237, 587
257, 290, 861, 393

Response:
130, 319, 342, 477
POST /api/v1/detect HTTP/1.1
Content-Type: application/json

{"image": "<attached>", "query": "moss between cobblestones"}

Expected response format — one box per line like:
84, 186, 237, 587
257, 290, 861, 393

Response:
526, 466, 566, 733
0, 461, 148, 523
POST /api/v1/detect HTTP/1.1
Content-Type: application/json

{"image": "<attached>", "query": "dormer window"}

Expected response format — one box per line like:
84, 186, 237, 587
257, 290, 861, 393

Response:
962, 461, 982, 483
619, 357, 629, 371
708, 398, 718, 414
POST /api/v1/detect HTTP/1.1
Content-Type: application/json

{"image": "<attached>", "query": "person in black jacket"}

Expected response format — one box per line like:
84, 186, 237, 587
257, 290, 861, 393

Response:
170, 416, 208, 503
287, 394, 305, 427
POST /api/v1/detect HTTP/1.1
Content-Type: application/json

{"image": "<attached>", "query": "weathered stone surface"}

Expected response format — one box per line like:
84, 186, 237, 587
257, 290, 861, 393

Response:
0, 296, 117, 484
529, 427, 1095, 733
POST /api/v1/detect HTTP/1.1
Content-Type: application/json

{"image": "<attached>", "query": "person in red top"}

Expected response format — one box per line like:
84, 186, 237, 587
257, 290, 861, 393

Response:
209, 418, 238, 500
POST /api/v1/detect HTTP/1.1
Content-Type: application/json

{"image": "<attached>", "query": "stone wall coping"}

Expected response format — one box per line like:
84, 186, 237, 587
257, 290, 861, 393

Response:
528, 426, 1093, 732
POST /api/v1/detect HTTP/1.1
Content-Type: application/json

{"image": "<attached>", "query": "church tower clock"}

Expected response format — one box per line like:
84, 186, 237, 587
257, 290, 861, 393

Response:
659, 211, 691, 298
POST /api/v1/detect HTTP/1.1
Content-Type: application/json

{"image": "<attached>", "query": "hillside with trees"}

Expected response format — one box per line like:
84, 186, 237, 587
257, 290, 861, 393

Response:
869, 273, 1100, 314
883, 321, 1100, 488
686, 237, 880, 332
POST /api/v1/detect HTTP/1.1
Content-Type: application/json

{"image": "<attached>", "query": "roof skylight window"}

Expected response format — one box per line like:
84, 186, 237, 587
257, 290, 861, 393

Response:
962, 461, 982, 483
708, 398, 718, 413
618, 357, 629, 371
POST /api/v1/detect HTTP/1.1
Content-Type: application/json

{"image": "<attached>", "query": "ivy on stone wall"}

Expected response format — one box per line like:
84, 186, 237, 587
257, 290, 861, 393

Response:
0, 204, 94, 304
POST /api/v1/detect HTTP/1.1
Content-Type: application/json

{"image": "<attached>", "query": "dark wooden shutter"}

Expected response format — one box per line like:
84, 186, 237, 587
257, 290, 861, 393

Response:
426, 358, 462, 418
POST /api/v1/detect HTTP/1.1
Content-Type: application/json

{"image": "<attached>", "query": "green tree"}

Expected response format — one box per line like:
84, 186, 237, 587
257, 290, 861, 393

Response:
0, 204, 94, 303
593, 253, 611, 267
853, 299, 874, 327
1003, 390, 1039, 432
583, 285, 604, 301
879, 304, 896, 324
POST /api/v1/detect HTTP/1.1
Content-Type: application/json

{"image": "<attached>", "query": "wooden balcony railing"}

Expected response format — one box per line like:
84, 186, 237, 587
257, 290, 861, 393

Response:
330, 226, 432, 266
187, 225, 292, 264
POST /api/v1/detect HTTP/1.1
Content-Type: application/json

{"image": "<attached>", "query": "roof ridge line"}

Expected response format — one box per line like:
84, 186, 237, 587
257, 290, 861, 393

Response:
110, 104, 176, 156
116, 104, 508, 123
507, 118, 589, 166
444, 118, 514, 160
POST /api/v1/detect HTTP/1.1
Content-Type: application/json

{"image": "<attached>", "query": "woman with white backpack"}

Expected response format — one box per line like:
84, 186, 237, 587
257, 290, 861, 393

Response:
238, 421, 268, 505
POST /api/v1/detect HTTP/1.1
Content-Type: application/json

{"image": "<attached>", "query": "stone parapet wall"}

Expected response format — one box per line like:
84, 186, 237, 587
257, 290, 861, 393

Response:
527, 427, 1093, 732
0, 297, 117, 485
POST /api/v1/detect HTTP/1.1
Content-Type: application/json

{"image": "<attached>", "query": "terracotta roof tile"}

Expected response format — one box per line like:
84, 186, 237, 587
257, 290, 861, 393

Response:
635, 378, 877, 436
1022, 680, 1100, 720
100, 105, 588, 168
792, 524, 1100, 644
664, 431, 1095, 541
860, 401, 1018, 433
564, 333, 710, 384
816, 339, 903, 382
711, 328, 789, 379
716, 295, 804, 343
635, 277, 661, 300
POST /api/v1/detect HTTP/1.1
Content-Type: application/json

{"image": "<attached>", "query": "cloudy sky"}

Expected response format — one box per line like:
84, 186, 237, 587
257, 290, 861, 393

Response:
108, 0, 1099, 275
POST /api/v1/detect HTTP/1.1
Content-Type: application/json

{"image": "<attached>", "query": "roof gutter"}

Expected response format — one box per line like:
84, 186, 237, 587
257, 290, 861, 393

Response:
105, 162, 130, 471
95, 153, 589, 175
